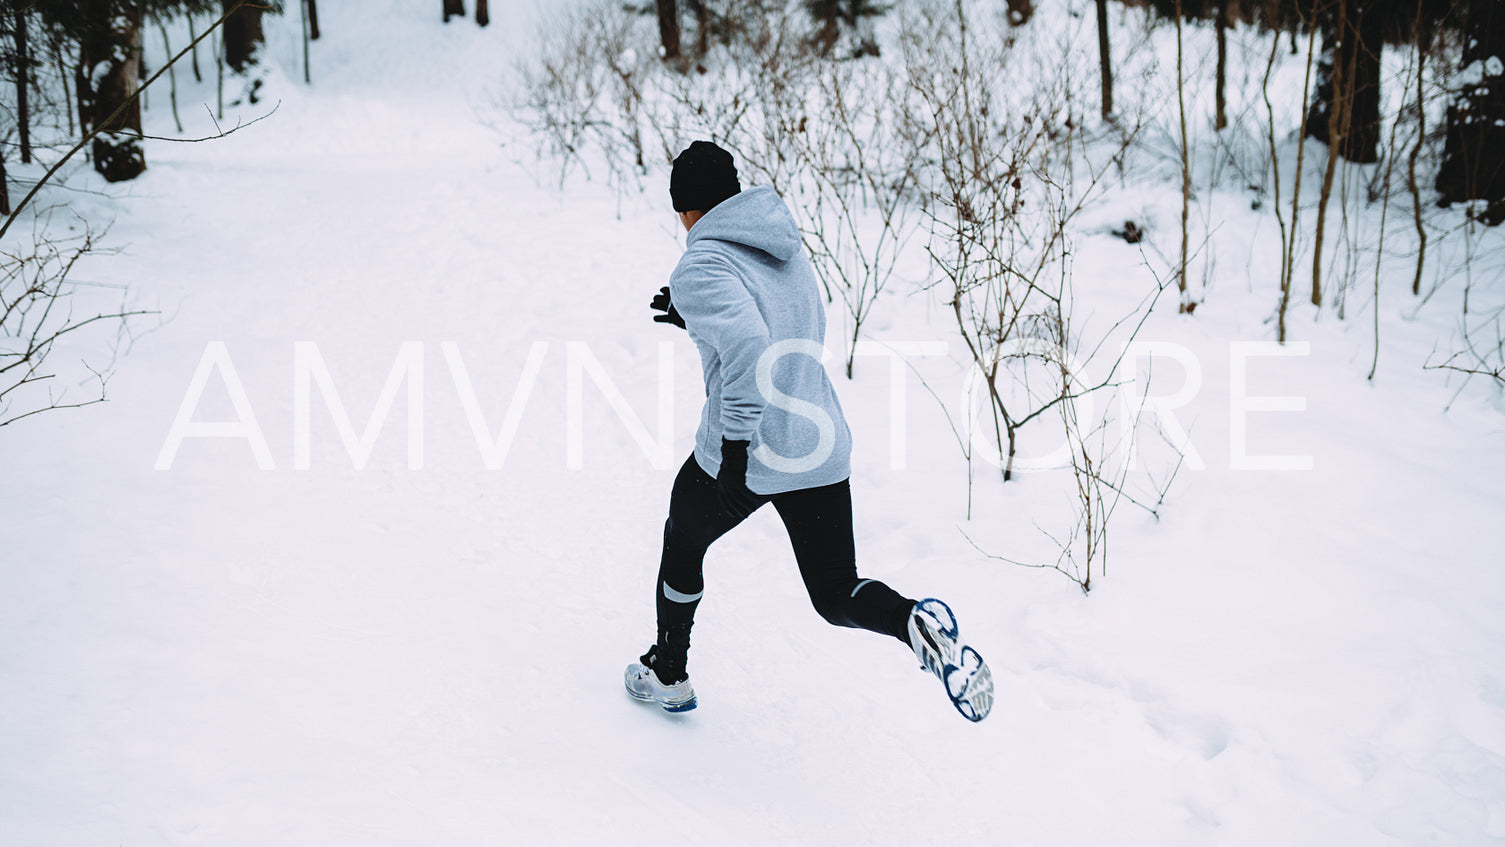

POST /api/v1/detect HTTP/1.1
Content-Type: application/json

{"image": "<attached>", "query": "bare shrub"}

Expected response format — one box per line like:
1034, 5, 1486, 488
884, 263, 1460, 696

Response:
1, 214, 154, 427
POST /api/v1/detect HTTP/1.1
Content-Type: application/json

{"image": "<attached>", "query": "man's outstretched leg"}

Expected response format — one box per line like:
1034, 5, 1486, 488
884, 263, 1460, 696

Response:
771, 479, 995, 722
625, 454, 760, 712
769, 479, 915, 641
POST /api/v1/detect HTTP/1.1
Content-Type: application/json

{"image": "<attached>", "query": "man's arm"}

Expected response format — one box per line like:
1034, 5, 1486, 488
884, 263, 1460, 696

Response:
671, 254, 772, 441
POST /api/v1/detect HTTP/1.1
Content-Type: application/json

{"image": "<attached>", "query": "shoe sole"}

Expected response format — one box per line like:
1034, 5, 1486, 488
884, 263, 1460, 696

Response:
915, 598, 993, 723
946, 645, 994, 722
625, 678, 698, 713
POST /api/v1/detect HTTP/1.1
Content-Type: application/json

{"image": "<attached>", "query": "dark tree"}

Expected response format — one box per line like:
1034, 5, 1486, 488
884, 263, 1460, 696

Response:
12, 8, 31, 162
1436, 0, 1505, 223
656, 0, 681, 61
1214, 0, 1228, 130
220, 0, 264, 73
307, 0, 319, 39
1096, 0, 1113, 120
442, 0, 463, 23
64, 2, 146, 182
1304, 0, 1383, 164
475, 0, 488, 27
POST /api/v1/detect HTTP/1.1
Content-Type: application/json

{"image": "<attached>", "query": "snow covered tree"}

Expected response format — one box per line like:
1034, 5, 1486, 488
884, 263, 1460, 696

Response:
28, 0, 220, 183
70, 2, 147, 182
1436, 0, 1505, 224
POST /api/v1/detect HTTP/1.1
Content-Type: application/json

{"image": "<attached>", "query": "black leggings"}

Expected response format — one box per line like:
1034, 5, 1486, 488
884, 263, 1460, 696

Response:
655, 454, 915, 665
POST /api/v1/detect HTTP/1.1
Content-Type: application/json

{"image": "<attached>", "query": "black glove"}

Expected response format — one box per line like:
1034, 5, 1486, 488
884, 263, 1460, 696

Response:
716, 438, 763, 521
650, 286, 685, 329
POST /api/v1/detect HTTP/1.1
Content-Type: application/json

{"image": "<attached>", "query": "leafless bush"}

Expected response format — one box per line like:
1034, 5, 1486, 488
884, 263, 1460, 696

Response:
503, 2, 657, 194
787, 58, 930, 377
907, 0, 1153, 478
0, 214, 154, 427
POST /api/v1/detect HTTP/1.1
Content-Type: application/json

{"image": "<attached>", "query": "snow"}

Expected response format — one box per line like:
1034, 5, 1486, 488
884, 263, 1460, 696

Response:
3, 1, 1505, 845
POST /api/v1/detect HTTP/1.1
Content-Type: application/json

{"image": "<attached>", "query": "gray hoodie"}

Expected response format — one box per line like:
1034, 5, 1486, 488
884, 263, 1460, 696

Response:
669, 185, 853, 495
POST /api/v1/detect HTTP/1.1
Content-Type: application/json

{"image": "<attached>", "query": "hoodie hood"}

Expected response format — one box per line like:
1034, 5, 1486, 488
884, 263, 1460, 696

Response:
685, 185, 801, 261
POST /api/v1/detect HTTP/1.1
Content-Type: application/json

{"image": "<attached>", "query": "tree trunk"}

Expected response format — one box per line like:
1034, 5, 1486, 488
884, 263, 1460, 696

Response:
689, 0, 709, 58
1436, 0, 1505, 224
83, 5, 145, 182
1305, 0, 1380, 163
307, 0, 320, 40
1215, 1, 1228, 131
443, 0, 464, 23
1311, 0, 1349, 307
220, 0, 264, 73
188, 15, 202, 81
656, 0, 681, 61
0, 151, 10, 216
13, 10, 31, 164
475, 0, 489, 27
1005, 0, 1033, 26
1408, 8, 1429, 293
1175, 0, 1191, 310
1096, 0, 1113, 121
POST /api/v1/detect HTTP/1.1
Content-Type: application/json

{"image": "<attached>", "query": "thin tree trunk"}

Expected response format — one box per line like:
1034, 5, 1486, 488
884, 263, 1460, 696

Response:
0, 152, 10, 216
443, 0, 465, 23
1175, 0, 1191, 310
74, 55, 88, 145
49, 33, 73, 136
1264, 30, 1291, 342
155, 16, 183, 132
1370, 58, 1408, 380
656, 0, 681, 62
1096, 0, 1113, 121
216, 26, 224, 118
14, 10, 31, 164
1312, 0, 1352, 307
188, 15, 202, 81
307, 0, 320, 39
1215, 1, 1228, 131
476, 0, 489, 27
1283, 22, 1320, 340
688, 0, 709, 59
1408, 8, 1428, 294
299, 0, 310, 82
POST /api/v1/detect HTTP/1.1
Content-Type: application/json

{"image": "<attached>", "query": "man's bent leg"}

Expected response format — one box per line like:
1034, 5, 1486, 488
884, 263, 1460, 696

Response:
770, 479, 915, 644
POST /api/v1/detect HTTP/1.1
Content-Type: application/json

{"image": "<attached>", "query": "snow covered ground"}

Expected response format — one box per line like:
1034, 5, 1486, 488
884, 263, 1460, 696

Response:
3, 1, 1504, 844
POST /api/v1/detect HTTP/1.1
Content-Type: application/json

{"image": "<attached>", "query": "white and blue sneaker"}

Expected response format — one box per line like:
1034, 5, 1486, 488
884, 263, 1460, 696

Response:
907, 598, 994, 722
624, 646, 697, 713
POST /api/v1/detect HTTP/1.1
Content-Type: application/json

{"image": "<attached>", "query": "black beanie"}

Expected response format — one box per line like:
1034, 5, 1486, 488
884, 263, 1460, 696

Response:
670, 141, 741, 213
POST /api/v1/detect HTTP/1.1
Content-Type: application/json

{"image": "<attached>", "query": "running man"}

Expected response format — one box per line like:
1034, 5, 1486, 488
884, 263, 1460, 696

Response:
626, 140, 993, 722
